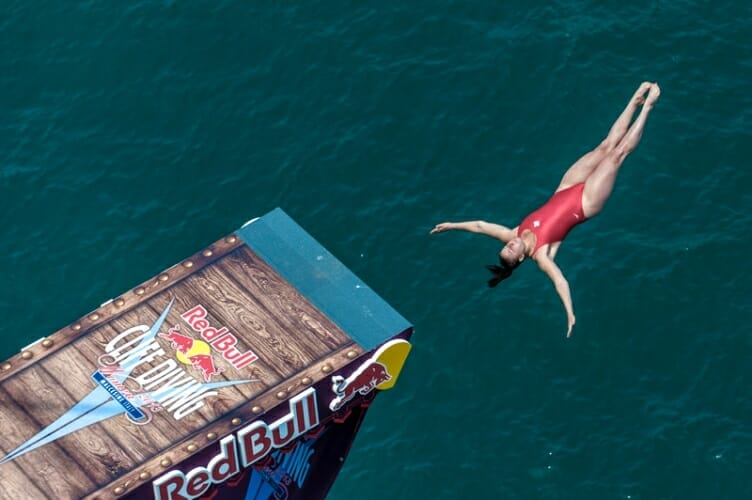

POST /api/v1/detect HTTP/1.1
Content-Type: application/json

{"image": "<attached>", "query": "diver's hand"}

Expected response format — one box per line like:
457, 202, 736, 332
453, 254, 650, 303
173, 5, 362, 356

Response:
567, 314, 576, 338
430, 223, 454, 234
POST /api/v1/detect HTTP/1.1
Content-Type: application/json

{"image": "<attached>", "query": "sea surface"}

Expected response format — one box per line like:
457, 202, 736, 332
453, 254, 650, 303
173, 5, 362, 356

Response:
2, 1, 751, 499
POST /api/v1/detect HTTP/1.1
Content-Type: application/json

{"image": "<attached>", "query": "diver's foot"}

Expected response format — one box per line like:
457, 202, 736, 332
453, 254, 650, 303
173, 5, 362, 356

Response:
631, 81, 652, 107
645, 83, 661, 107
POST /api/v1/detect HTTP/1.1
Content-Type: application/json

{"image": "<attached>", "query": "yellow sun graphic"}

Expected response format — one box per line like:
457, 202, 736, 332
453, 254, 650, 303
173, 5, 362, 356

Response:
372, 339, 411, 390
176, 339, 211, 364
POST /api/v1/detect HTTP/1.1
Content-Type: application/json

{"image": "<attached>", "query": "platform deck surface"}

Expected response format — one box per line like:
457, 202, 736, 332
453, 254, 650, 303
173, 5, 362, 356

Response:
0, 211, 382, 499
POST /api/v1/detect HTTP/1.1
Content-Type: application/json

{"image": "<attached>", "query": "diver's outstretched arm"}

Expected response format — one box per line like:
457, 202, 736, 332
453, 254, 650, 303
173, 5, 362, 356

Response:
430, 220, 515, 242
537, 255, 576, 337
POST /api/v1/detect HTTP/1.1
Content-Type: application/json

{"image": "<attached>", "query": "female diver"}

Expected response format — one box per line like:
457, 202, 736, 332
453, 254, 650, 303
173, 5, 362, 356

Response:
430, 82, 661, 337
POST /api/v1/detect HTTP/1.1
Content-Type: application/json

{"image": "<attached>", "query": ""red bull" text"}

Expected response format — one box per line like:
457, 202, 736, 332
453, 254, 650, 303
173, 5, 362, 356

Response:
181, 305, 258, 370
153, 387, 319, 500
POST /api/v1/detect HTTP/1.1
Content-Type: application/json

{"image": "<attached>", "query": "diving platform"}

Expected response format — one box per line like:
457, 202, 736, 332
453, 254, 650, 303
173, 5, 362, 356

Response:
0, 208, 412, 500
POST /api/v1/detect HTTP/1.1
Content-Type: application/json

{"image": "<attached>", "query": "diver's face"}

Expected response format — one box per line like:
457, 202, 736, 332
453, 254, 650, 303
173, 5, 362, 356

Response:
500, 237, 525, 266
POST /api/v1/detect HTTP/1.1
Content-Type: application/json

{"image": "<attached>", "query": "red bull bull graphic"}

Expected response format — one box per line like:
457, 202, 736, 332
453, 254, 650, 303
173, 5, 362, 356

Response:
181, 304, 258, 370
0, 299, 259, 465
327, 339, 412, 412
159, 326, 226, 382
153, 388, 320, 500
160, 327, 195, 354
329, 361, 391, 411
187, 354, 224, 382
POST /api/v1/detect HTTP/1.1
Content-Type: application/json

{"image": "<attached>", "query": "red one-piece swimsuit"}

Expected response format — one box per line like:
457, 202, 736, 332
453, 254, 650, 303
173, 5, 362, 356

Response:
517, 183, 587, 256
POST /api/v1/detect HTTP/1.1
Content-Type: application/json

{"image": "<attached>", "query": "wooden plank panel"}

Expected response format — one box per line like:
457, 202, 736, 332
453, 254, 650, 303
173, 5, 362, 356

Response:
74, 307, 194, 451
0, 227, 371, 499
144, 292, 284, 390
220, 247, 350, 352
214, 256, 340, 360
73, 307, 213, 457
180, 262, 321, 375
138, 300, 270, 422
0, 385, 96, 498
0, 465, 48, 500
1, 364, 118, 483
0, 235, 244, 384
37, 338, 159, 465
38, 290, 277, 471
0, 401, 50, 500
83, 340, 365, 500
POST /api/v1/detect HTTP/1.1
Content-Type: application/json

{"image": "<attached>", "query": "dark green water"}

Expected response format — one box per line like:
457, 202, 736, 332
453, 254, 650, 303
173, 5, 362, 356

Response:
2, 1, 751, 498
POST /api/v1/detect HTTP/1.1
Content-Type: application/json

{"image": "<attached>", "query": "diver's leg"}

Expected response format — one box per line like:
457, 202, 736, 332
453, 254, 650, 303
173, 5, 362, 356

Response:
582, 84, 660, 217
556, 82, 652, 191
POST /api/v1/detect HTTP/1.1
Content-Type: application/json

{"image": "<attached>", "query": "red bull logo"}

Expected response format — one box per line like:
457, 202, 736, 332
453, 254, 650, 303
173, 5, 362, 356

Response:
159, 327, 225, 382
96, 304, 258, 423
329, 360, 391, 411
181, 305, 258, 370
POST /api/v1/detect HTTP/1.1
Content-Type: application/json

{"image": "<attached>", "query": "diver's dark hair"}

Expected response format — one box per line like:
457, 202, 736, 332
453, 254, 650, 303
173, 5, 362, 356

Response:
486, 257, 521, 288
